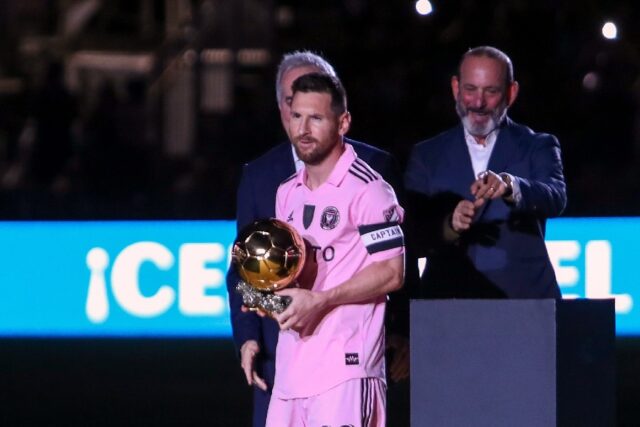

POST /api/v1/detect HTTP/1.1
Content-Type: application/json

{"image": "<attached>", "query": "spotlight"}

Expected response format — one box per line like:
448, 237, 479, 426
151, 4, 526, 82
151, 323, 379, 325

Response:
415, 0, 433, 16
602, 22, 618, 40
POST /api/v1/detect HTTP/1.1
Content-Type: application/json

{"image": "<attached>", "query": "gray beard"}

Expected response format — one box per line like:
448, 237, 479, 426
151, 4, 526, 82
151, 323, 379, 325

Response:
456, 100, 508, 137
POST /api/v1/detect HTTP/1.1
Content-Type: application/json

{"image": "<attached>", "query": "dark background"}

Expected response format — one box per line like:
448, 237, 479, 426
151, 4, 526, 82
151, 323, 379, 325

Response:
0, 1, 638, 425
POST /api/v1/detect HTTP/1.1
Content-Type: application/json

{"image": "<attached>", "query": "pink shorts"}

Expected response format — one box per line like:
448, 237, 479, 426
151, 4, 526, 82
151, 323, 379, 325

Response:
266, 377, 386, 427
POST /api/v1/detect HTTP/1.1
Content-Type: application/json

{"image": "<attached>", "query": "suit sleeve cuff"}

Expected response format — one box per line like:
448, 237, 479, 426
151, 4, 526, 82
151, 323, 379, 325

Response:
500, 173, 522, 206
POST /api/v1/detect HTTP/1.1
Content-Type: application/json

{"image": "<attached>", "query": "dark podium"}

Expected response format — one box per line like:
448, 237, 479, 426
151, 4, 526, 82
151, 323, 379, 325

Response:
410, 299, 615, 427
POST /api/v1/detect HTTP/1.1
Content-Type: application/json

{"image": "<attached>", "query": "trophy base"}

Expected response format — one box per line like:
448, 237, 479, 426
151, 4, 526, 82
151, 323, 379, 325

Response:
236, 281, 292, 314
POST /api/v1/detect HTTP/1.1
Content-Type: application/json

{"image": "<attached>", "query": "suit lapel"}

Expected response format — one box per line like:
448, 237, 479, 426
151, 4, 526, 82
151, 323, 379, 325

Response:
450, 125, 477, 199
486, 119, 516, 176
275, 141, 296, 182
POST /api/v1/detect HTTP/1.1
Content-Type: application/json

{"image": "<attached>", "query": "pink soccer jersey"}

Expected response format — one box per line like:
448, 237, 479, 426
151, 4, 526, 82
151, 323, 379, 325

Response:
272, 143, 405, 399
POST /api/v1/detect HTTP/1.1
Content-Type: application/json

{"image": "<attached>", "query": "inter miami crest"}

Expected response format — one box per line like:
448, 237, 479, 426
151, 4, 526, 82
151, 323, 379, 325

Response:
320, 206, 340, 230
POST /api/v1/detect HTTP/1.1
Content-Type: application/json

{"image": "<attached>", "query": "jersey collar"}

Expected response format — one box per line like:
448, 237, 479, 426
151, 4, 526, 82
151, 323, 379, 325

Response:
294, 142, 356, 188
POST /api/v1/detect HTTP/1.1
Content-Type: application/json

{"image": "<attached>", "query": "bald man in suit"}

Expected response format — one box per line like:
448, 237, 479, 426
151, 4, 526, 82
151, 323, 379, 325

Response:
405, 46, 567, 299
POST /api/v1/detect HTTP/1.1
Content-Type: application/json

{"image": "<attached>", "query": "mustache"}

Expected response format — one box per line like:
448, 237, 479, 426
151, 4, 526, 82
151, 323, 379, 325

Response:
466, 107, 490, 115
294, 136, 318, 144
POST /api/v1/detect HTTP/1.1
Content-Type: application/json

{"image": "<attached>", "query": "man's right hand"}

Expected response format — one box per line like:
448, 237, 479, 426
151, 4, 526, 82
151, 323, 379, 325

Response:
451, 198, 485, 232
240, 340, 268, 391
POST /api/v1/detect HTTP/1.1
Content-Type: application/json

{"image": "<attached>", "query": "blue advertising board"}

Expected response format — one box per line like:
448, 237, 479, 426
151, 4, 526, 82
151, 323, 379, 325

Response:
0, 220, 235, 337
0, 218, 638, 336
546, 217, 636, 334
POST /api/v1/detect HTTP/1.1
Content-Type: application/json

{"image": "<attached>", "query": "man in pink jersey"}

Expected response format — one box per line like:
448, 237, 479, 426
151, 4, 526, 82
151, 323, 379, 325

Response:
265, 72, 405, 426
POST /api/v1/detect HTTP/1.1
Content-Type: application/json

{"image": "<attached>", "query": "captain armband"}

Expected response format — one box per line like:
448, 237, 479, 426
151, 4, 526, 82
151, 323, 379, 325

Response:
358, 222, 404, 255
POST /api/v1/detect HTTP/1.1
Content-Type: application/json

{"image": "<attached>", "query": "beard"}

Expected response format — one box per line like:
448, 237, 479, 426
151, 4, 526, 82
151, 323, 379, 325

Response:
293, 136, 335, 166
456, 96, 508, 137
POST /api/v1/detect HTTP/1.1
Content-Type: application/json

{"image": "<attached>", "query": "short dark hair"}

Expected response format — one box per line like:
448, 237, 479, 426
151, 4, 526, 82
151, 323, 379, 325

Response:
291, 72, 347, 115
458, 46, 514, 85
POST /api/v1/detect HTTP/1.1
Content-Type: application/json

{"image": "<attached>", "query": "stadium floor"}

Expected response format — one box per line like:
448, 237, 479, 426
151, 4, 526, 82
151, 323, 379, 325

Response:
2, 338, 637, 426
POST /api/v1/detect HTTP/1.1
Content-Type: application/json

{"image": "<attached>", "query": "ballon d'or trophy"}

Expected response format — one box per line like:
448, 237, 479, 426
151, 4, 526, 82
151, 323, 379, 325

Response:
232, 218, 306, 314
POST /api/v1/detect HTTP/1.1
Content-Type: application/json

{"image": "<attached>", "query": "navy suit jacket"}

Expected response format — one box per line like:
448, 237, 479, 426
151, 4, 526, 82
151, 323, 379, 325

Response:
404, 118, 567, 299
226, 137, 408, 426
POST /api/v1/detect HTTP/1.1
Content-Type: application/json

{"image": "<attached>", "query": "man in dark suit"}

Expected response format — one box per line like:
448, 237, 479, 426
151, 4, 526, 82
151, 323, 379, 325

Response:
227, 51, 410, 427
404, 46, 567, 299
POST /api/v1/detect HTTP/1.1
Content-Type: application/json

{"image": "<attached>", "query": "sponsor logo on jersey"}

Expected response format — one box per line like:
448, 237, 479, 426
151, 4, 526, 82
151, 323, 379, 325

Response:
309, 245, 335, 262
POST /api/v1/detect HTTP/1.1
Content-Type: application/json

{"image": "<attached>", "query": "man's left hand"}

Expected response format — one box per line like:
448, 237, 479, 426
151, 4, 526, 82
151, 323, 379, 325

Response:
273, 288, 327, 332
471, 170, 508, 200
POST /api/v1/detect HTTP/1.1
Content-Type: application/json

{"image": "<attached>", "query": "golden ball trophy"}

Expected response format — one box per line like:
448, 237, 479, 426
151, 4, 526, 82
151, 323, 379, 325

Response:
232, 218, 306, 314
